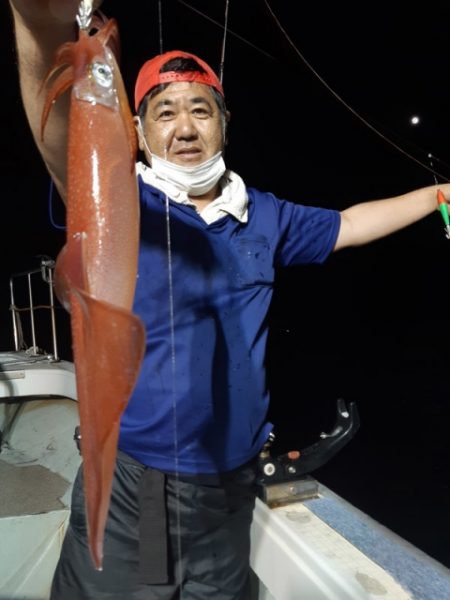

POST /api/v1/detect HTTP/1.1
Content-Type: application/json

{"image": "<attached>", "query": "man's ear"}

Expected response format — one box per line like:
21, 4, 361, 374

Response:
133, 116, 146, 152
224, 110, 231, 146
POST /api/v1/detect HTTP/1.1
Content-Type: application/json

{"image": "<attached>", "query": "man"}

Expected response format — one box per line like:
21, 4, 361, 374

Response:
8, 2, 450, 599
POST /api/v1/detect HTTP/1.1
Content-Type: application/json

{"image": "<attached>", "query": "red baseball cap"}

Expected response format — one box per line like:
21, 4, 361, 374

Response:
134, 50, 224, 112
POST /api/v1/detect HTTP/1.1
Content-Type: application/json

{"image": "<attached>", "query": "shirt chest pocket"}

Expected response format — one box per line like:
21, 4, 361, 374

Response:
229, 236, 274, 287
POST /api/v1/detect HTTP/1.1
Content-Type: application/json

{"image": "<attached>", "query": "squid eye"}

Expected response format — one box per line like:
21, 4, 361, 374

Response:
91, 62, 113, 88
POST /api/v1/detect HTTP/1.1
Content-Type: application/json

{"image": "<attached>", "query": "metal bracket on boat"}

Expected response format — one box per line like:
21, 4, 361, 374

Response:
74, 425, 82, 454
256, 398, 360, 507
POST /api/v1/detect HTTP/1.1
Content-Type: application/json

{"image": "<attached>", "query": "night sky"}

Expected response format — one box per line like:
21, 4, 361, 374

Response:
2, 0, 450, 569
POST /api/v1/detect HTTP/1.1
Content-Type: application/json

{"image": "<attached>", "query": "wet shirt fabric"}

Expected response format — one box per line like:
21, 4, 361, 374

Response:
118, 179, 341, 475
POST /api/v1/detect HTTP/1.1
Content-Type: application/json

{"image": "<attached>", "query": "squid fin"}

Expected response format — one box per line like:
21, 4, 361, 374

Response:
72, 290, 145, 569
54, 234, 87, 312
56, 233, 145, 570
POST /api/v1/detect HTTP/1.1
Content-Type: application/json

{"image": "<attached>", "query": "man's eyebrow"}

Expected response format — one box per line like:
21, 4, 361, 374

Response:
189, 96, 213, 107
152, 96, 213, 111
152, 98, 175, 111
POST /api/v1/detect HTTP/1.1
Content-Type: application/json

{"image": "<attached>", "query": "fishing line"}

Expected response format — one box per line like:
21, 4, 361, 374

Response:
176, 0, 275, 60
158, 0, 164, 54
218, 0, 230, 84
428, 154, 439, 186
176, 0, 450, 180
152, 4, 183, 586
262, 0, 450, 183
162, 146, 184, 594
47, 178, 66, 230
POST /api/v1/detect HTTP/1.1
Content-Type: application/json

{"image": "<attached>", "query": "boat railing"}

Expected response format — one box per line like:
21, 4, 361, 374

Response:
8, 256, 60, 361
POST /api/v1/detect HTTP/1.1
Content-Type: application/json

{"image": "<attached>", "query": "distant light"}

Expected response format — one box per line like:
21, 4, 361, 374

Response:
409, 115, 420, 126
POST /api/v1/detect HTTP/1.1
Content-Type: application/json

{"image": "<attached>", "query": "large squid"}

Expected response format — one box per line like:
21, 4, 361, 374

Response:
41, 3, 145, 570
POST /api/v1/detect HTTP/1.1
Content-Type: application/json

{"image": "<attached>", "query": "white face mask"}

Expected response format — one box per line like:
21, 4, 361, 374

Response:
137, 118, 226, 196
150, 151, 226, 196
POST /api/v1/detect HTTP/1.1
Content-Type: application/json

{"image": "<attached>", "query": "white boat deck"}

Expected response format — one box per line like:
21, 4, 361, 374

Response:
0, 350, 76, 400
252, 485, 450, 599
0, 353, 80, 600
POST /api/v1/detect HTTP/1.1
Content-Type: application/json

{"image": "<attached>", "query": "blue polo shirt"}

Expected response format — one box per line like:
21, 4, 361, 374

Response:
118, 178, 341, 474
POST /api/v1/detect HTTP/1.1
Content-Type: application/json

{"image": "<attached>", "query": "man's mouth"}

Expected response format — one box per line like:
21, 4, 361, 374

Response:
175, 147, 201, 156
174, 148, 203, 163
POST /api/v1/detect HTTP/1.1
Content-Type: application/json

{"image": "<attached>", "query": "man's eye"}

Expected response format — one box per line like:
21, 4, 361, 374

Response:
193, 108, 209, 117
158, 110, 174, 119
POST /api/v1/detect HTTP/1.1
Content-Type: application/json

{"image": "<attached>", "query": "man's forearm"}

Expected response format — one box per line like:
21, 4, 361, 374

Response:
334, 183, 449, 250
9, 1, 79, 199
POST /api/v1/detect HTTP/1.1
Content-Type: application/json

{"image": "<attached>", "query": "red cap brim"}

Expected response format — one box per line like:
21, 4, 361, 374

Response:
134, 50, 224, 112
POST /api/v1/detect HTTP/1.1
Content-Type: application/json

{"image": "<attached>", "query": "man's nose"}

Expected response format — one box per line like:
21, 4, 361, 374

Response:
174, 112, 197, 139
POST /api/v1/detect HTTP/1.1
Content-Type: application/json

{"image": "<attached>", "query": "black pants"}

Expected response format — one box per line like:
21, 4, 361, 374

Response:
50, 451, 258, 599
